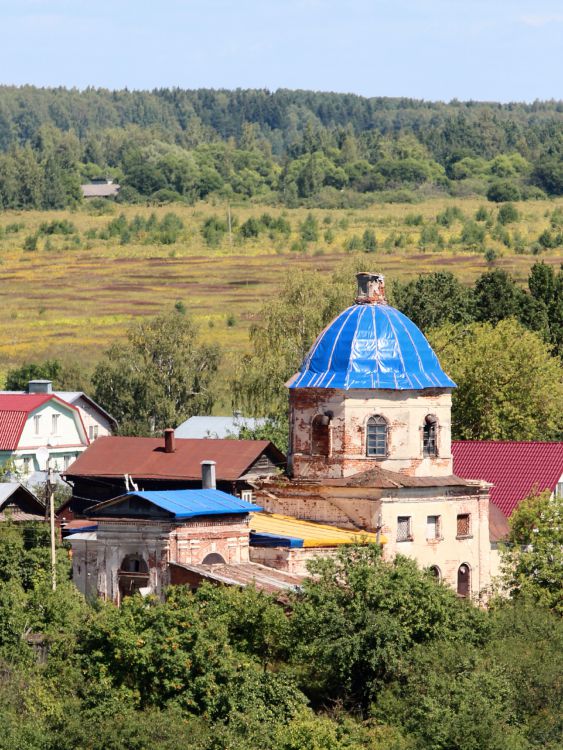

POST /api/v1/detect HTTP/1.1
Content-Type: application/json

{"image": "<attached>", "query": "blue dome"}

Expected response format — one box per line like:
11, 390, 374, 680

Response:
289, 304, 456, 391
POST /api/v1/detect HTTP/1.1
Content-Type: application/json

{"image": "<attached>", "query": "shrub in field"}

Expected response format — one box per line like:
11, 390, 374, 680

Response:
299, 213, 319, 242
202, 216, 228, 247
38, 219, 76, 235
487, 180, 521, 203
362, 229, 377, 251
497, 202, 519, 225
436, 205, 464, 226
23, 234, 38, 251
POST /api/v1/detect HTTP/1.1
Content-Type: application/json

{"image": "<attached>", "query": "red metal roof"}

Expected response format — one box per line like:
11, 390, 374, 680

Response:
0, 395, 52, 450
0, 394, 82, 450
64, 436, 284, 482
452, 441, 563, 517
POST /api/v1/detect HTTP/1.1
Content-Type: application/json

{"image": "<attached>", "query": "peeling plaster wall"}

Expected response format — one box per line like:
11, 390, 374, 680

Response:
249, 545, 339, 575
289, 388, 453, 479
95, 518, 252, 603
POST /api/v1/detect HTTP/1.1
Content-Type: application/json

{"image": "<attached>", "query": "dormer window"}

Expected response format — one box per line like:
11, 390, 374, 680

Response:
311, 414, 330, 456
423, 415, 438, 457
367, 415, 388, 457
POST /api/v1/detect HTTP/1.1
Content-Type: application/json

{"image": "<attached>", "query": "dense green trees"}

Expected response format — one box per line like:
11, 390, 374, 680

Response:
0, 87, 561, 208
0, 523, 561, 749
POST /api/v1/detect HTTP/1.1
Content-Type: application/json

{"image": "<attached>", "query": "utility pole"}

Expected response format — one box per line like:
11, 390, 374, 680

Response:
227, 203, 232, 246
47, 466, 57, 591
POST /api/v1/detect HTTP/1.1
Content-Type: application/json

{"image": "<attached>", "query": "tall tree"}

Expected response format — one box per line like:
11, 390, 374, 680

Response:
428, 319, 563, 440
93, 310, 221, 435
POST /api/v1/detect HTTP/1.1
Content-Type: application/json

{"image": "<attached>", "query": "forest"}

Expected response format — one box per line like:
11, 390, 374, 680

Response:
0, 87, 562, 209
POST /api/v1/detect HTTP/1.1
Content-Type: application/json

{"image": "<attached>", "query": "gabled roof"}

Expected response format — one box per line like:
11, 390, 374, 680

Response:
0, 482, 45, 521
0, 394, 80, 450
88, 489, 263, 520
64, 436, 285, 481
452, 441, 563, 517
0, 390, 118, 430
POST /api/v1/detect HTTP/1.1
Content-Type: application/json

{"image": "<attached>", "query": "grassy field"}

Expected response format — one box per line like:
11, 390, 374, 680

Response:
1, 197, 562, 388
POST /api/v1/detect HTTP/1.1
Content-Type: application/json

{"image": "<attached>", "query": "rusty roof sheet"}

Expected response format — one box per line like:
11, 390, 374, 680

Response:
64, 436, 284, 481
267, 466, 475, 490
170, 561, 302, 594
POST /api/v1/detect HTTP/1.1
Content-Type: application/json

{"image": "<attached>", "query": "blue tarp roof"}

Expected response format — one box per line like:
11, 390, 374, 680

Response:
124, 489, 263, 519
289, 303, 456, 390
250, 531, 304, 548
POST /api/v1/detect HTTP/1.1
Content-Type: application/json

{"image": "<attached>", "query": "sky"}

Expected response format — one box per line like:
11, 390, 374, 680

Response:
0, 0, 562, 102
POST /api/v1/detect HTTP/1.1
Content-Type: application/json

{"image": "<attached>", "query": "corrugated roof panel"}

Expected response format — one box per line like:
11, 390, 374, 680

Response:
453, 441, 563, 517
250, 513, 380, 547
64, 436, 285, 481
0, 411, 28, 450
91, 489, 263, 519
289, 304, 456, 391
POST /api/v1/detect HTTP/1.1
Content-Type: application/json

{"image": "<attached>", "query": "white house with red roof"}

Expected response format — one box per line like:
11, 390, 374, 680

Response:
0, 393, 89, 482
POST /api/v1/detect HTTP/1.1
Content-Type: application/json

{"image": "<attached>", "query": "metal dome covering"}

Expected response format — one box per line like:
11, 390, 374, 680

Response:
289, 303, 456, 390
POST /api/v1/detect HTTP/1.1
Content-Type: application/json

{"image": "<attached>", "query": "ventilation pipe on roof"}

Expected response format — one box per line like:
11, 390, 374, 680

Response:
201, 460, 216, 490
164, 428, 176, 453
28, 379, 53, 394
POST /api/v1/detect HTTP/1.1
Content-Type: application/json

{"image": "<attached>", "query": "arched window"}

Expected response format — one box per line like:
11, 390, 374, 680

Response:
457, 563, 470, 597
311, 414, 330, 456
367, 416, 388, 457
423, 415, 438, 457
428, 565, 441, 581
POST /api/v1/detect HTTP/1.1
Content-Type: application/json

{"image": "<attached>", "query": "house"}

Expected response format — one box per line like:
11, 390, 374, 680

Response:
253, 272, 492, 599
175, 415, 267, 439
1, 380, 117, 442
0, 393, 89, 483
81, 178, 120, 199
61, 430, 285, 518
0, 482, 45, 522
452, 441, 563, 517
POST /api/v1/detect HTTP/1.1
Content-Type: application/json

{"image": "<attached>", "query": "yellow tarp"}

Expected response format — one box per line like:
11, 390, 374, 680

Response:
250, 512, 384, 548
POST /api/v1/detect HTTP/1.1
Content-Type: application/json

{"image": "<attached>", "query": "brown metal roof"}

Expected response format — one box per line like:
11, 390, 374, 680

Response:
170, 561, 302, 593
64, 436, 285, 482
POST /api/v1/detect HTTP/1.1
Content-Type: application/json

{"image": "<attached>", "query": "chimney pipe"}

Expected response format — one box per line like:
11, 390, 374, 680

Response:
164, 428, 176, 453
355, 272, 386, 305
201, 460, 216, 490
28, 379, 53, 394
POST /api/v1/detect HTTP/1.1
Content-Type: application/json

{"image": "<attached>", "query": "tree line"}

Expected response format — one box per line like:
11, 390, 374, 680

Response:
0, 487, 561, 750
0, 87, 562, 209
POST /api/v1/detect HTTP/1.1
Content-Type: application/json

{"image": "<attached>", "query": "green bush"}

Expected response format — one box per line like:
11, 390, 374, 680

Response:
487, 180, 521, 203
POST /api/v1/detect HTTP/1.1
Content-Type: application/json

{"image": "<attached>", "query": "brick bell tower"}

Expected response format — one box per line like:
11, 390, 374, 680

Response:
286, 272, 456, 480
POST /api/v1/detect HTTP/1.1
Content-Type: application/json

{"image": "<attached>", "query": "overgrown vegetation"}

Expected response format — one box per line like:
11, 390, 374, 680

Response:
0, 517, 561, 750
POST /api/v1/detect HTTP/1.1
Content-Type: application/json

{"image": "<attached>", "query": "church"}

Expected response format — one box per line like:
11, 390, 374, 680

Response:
254, 272, 492, 599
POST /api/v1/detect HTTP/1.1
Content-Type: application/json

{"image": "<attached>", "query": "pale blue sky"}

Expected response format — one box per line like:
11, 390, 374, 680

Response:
0, 0, 561, 101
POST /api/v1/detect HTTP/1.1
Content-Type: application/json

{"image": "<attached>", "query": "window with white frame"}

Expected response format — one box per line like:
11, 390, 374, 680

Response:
241, 489, 253, 502
34, 414, 41, 435
556, 480, 563, 499
397, 516, 412, 542
23, 456, 32, 473
52, 413, 59, 434
367, 415, 388, 457
64, 455, 71, 471
426, 515, 441, 540
89, 425, 99, 441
